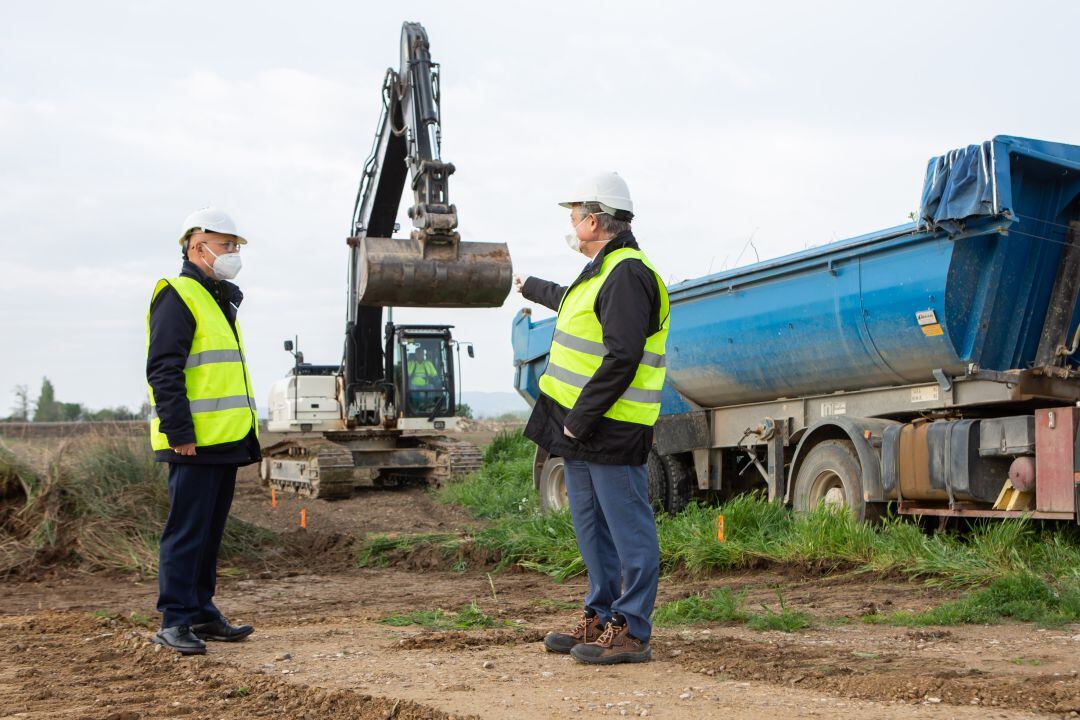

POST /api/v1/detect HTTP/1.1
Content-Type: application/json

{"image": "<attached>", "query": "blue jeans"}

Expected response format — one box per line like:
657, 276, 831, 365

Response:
157, 463, 236, 628
563, 459, 660, 642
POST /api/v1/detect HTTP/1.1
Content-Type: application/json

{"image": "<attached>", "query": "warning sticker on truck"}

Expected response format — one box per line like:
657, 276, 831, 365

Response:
911, 386, 940, 403
920, 323, 944, 337
916, 309, 938, 326
916, 310, 943, 336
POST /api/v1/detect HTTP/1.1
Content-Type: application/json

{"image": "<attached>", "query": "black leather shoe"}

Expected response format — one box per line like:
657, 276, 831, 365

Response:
191, 618, 254, 642
152, 625, 206, 655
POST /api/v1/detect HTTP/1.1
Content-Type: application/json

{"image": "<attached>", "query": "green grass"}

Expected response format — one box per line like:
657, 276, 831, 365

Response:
355, 532, 460, 568
746, 612, 813, 632
653, 587, 747, 625
437, 456, 535, 519
1010, 657, 1043, 666
864, 574, 1080, 627
654, 587, 812, 632
379, 609, 449, 628
422, 429, 1080, 628
0, 434, 276, 576
437, 430, 536, 519
378, 600, 509, 630
482, 430, 535, 466
478, 511, 584, 580
746, 591, 814, 632
532, 599, 581, 612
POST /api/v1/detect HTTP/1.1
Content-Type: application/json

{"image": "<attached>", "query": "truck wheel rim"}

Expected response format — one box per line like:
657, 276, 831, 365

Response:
546, 465, 567, 510
810, 469, 847, 508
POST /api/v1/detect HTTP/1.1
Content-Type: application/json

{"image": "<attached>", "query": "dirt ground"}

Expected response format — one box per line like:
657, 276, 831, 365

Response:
2, 458, 1079, 719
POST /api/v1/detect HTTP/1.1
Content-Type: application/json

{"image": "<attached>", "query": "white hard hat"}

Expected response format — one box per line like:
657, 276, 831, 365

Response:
179, 206, 247, 245
558, 171, 634, 220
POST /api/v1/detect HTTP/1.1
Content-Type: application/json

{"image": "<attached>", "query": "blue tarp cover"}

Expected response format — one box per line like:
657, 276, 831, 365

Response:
919, 141, 1001, 233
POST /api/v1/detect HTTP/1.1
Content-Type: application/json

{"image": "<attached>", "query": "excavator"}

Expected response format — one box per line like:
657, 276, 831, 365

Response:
260, 22, 513, 499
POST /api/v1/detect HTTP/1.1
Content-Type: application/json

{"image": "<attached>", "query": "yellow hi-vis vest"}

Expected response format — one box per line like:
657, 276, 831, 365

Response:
409, 359, 438, 387
146, 277, 259, 451
538, 247, 669, 426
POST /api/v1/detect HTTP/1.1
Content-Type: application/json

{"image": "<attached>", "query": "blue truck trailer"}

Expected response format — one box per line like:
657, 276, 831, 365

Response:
512, 136, 1080, 522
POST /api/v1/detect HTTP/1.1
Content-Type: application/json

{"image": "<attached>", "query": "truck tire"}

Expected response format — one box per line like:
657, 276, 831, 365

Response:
791, 439, 872, 522
532, 446, 549, 491
662, 453, 695, 515
538, 456, 569, 513
538, 451, 683, 515
645, 449, 670, 513
538, 452, 674, 514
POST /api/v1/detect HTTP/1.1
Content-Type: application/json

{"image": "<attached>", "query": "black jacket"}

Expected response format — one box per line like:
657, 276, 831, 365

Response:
522, 231, 662, 466
146, 260, 261, 466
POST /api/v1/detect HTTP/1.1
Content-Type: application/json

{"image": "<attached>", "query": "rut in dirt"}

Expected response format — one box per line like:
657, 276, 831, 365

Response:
0, 612, 475, 720
664, 633, 1080, 715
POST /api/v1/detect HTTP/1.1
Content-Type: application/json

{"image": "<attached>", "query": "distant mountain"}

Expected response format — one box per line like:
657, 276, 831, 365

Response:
460, 391, 530, 418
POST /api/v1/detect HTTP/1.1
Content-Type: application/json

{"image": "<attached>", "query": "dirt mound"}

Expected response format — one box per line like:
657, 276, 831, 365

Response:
395, 627, 546, 650
0, 611, 475, 720
231, 474, 480, 540
268, 530, 358, 574
453, 419, 523, 434
666, 633, 1080, 714
0, 436, 275, 579
387, 539, 500, 573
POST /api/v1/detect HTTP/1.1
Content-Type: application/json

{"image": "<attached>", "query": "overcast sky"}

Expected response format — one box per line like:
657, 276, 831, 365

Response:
2, 0, 1078, 415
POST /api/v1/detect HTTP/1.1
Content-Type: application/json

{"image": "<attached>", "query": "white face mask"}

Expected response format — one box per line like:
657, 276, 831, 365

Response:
202, 243, 243, 280
565, 215, 590, 253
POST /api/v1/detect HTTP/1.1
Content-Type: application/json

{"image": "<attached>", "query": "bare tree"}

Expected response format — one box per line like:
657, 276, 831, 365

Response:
10, 384, 29, 421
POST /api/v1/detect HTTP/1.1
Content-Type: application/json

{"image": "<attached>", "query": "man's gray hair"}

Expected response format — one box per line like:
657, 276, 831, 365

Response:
180, 228, 199, 258
577, 202, 632, 238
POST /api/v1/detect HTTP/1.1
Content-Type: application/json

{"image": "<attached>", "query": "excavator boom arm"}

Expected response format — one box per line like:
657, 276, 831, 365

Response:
346, 22, 511, 312
343, 21, 512, 415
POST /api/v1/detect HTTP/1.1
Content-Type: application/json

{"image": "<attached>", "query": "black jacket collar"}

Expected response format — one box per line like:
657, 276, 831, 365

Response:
180, 259, 243, 307
580, 230, 639, 280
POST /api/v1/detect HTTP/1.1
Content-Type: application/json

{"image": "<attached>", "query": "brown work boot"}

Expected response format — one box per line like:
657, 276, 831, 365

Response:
543, 610, 604, 654
570, 620, 651, 664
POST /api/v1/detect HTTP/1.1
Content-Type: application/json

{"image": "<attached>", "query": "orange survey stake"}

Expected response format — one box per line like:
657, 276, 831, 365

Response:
300, 508, 307, 529
716, 514, 725, 542
271, 488, 277, 508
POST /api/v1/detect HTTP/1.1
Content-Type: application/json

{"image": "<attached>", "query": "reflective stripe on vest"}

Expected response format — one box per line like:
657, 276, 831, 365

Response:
551, 329, 666, 368
148, 394, 258, 419
145, 276, 259, 451
185, 349, 244, 369
538, 247, 669, 426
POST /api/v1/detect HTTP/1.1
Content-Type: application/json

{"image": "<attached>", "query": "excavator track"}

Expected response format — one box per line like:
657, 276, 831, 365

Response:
260, 439, 363, 501
422, 437, 483, 486
261, 434, 483, 499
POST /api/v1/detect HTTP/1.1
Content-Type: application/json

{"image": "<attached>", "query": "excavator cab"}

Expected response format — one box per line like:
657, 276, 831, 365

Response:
389, 325, 456, 421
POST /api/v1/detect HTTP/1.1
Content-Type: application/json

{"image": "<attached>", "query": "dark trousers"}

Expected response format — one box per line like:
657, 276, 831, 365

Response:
564, 459, 660, 643
157, 463, 237, 628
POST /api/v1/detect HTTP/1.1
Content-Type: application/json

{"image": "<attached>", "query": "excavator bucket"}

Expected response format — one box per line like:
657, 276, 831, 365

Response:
355, 236, 513, 308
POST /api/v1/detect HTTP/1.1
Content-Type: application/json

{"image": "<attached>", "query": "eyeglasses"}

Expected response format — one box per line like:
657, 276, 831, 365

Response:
191, 228, 241, 252
206, 239, 241, 252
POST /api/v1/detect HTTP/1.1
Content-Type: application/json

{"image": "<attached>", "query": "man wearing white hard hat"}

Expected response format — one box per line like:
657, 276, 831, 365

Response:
515, 173, 669, 664
145, 206, 260, 655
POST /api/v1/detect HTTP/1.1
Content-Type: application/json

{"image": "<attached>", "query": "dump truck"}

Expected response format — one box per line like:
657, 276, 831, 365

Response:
513, 135, 1080, 523
261, 22, 512, 499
